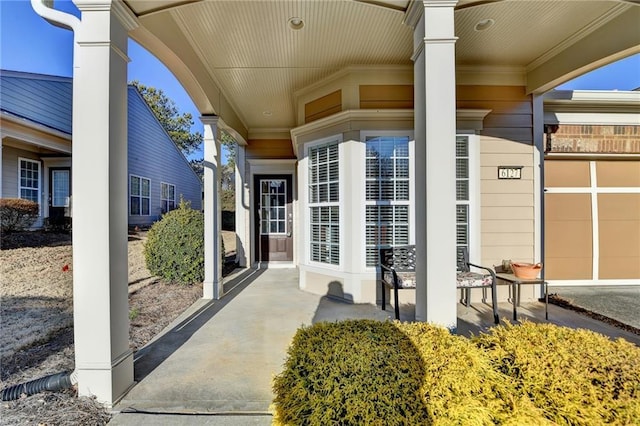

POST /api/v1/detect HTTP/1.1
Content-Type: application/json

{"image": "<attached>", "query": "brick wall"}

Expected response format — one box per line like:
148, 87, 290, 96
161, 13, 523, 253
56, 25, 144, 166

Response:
547, 125, 640, 153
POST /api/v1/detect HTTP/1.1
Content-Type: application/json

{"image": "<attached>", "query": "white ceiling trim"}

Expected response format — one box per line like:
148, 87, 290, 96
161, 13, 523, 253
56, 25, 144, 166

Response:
526, 3, 632, 72
124, 0, 199, 18
457, 109, 492, 131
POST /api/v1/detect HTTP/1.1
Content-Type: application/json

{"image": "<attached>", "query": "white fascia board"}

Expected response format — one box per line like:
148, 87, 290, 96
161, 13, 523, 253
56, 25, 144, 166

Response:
545, 111, 640, 126
545, 90, 640, 106
1, 114, 72, 154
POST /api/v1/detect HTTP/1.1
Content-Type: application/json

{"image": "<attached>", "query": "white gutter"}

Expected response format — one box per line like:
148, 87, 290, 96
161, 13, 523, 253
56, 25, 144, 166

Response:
30, 0, 79, 32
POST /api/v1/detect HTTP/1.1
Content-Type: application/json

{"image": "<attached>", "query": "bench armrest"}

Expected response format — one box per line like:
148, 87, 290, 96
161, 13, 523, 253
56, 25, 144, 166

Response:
467, 262, 497, 282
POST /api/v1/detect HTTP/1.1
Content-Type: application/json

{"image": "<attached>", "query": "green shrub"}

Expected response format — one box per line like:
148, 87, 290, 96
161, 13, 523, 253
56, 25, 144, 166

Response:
221, 189, 235, 211
474, 320, 640, 425
273, 320, 640, 426
0, 198, 39, 233
144, 200, 204, 284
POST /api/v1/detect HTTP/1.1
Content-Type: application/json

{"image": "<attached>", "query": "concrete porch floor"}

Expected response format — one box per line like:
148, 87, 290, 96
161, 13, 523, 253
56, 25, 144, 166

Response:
109, 268, 639, 425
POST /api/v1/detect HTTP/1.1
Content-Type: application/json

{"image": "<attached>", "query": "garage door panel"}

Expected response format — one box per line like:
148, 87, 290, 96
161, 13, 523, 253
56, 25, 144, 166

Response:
545, 220, 592, 258
599, 257, 640, 280
545, 257, 593, 280
598, 194, 640, 221
545, 193, 592, 221
596, 161, 640, 187
545, 161, 590, 187
599, 220, 640, 258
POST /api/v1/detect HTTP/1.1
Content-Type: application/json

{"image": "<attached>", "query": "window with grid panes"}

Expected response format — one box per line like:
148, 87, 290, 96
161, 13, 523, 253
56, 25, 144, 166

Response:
365, 136, 410, 266
19, 158, 40, 205
456, 136, 470, 266
308, 142, 339, 265
161, 182, 176, 213
130, 175, 150, 216
260, 179, 286, 235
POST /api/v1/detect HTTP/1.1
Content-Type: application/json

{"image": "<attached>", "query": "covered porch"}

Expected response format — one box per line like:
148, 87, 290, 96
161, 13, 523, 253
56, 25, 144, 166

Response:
29, 0, 640, 405
107, 267, 639, 424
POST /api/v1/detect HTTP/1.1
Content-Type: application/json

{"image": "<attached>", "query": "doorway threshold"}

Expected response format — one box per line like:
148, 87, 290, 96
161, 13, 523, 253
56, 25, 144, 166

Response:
255, 262, 296, 269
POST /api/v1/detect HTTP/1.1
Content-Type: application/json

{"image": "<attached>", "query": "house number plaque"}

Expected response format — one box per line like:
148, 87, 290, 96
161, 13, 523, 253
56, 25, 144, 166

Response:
497, 166, 523, 179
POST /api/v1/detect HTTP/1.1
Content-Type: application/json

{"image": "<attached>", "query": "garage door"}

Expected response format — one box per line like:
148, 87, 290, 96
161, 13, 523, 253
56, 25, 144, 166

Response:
544, 160, 640, 283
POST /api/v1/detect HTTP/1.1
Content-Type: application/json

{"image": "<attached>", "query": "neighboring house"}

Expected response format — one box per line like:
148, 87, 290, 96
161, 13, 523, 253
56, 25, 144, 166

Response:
0, 70, 202, 228
26, 0, 640, 404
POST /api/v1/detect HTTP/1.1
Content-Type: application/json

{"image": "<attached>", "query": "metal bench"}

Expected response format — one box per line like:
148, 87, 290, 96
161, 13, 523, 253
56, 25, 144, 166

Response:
378, 245, 499, 324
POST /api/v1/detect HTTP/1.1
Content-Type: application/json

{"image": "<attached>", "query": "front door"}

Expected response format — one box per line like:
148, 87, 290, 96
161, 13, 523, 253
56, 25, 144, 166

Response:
254, 175, 293, 262
49, 168, 71, 220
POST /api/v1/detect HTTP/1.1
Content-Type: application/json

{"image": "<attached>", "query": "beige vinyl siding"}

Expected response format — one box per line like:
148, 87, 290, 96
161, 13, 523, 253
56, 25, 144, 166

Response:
2, 145, 40, 199
2, 146, 22, 198
2, 145, 44, 227
457, 85, 535, 266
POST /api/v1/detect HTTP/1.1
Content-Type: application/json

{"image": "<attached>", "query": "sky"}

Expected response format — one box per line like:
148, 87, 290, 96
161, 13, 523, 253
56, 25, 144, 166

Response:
1, 0, 639, 162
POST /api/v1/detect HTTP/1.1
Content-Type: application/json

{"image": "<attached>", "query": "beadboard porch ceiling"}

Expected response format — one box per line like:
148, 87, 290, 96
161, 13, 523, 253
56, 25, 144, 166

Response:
125, 0, 640, 140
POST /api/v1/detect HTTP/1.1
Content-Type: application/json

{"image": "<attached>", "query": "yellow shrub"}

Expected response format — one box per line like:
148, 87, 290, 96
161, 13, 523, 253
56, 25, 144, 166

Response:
474, 321, 640, 425
272, 320, 640, 425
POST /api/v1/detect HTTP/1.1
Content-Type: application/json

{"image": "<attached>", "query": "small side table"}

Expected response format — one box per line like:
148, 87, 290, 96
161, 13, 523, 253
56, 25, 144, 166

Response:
495, 273, 548, 321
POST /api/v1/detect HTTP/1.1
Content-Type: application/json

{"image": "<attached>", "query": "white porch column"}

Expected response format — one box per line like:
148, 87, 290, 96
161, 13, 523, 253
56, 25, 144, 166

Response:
201, 116, 223, 299
70, 0, 137, 404
234, 144, 247, 267
407, 0, 458, 327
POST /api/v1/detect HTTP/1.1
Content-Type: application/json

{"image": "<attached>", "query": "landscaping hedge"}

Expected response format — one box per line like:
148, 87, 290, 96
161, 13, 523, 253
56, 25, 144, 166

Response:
272, 320, 640, 426
474, 321, 640, 425
0, 198, 39, 233
144, 200, 205, 284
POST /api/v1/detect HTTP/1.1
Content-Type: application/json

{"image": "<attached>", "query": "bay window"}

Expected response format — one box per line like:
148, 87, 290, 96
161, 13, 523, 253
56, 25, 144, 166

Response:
365, 136, 411, 266
308, 142, 340, 265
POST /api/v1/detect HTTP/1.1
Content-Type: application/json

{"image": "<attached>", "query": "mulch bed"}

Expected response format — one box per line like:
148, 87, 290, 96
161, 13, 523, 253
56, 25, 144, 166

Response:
1, 231, 71, 250
1, 231, 242, 425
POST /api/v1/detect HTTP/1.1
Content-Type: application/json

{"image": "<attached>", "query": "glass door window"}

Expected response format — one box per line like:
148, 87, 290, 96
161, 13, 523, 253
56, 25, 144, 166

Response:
52, 169, 70, 207
260, 179, 286, 235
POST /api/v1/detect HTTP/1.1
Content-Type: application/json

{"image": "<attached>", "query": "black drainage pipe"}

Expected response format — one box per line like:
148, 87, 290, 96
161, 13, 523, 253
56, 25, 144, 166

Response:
1, 371, 75, 401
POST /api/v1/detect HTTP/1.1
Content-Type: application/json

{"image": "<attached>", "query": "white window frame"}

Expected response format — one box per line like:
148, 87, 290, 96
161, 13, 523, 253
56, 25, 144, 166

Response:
305, 135, 343, 268
161, 182, 176, 214
129, 174, 151, 216
18, 157, 41, 214
361, 131, 415, 270
455, 133, 480, 265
